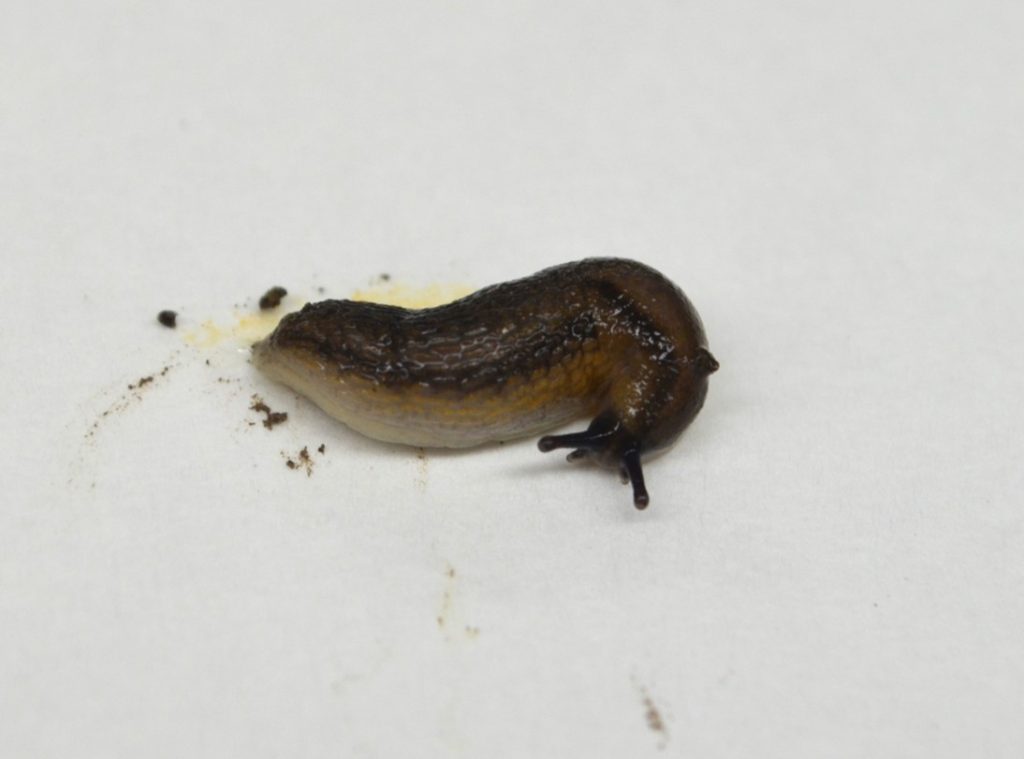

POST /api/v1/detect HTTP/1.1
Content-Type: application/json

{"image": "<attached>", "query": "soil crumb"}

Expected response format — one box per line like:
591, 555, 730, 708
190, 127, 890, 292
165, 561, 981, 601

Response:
250, 394, 288, 429
317, 443, 326, 454
284, 446, 314, 476
157, 310, 177, 328
258, 286, 288, 310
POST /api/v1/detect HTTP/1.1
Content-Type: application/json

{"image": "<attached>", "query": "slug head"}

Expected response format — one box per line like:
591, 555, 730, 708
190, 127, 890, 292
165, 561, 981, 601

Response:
538, 347, 719, 510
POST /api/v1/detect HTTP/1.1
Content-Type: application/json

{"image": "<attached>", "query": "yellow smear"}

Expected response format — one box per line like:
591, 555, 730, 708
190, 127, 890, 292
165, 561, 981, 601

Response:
351, 282, 474, 309
183, 306, 306, 349
183, 319, 228, 348
182, 282, 474, 349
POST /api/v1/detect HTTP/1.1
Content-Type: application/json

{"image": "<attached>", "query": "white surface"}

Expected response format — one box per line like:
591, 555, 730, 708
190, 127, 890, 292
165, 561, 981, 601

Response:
3, 1, 1023, 756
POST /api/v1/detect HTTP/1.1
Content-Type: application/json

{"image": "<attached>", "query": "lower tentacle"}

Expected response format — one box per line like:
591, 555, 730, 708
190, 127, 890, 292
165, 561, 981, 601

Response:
621, 448, 649, 509
537, 412, 650, 510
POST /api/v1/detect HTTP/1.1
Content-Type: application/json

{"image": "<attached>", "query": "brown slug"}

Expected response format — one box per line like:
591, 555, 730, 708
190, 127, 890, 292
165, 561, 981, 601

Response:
251, 258, 718, 509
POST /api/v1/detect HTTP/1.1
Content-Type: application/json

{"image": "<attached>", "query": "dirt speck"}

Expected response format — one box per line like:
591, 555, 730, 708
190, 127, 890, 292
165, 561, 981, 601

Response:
634, 682, 668, 749
437, 563, 455, 629
84, 362, 176, 440
435, 580, 479, 640
436, 562, 474, 638
125, 365, 171, 392
283, 446, 314, 476
250, 395, 288, 429
416, 447, 428, 489
258, 286, 288, 310
266, 411, 288, 428
157, 310, 177, 328
644, 695, 665, 735
317, 443, 326, 454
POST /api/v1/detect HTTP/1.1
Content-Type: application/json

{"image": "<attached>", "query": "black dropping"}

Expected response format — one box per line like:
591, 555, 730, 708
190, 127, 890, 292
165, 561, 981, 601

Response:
259, 286, 288, 310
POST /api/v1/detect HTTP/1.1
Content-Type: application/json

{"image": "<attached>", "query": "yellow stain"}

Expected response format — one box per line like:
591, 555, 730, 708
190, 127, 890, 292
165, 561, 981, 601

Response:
182, 282, 474, 349
183, 307, 305, 348
350, 283, 474, 309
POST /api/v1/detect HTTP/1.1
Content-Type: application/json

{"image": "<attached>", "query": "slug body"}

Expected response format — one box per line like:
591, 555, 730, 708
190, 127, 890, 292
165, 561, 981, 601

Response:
252, 258, 718, 509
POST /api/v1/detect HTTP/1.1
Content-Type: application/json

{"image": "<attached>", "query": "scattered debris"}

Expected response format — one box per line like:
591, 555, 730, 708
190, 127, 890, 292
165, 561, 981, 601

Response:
157, 310, 177, 328
258, 286, 288, 310
434, 564, 478, 641
85, 364, 175, 440
284, 446, 313, 476
249, 394, 288, 429
127, 366, 170, 391
437, 564, 456, 628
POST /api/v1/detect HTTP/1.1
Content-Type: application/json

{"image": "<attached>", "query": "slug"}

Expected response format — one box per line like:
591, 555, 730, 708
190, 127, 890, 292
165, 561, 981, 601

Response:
251, 258, 718, 509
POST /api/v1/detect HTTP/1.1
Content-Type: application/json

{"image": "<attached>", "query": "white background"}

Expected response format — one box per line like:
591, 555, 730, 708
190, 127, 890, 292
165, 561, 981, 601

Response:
3, 1, 1023, 757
